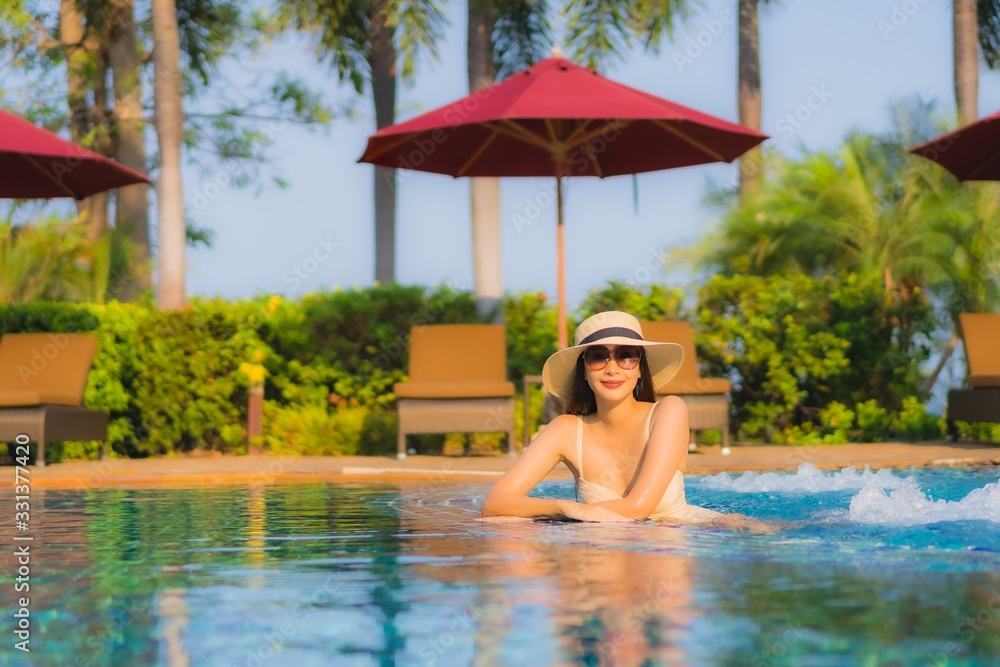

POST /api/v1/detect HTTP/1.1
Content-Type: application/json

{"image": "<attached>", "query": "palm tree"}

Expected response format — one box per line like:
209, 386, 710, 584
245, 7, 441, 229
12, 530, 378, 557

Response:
152, 0, 187, 310
690, 99, 1000, 394
952, 1, 1000, 124
276, 0, 447, 286
0, 218, 92, 304
468, 0, 502, 321
738, 0, 763, 198
955, 0, 978, 124
465, 0, 552, 321
693, 102, 973, 295
563, 0, 692, 70
108, 0, 151, 300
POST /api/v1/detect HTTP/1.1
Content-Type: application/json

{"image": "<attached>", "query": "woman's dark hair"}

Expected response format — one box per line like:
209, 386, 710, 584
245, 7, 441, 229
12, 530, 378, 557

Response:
563, 348, 656, 415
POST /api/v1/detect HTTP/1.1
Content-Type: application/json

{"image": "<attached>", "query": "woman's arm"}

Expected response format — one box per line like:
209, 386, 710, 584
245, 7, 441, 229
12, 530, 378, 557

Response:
591, 397, 690, 521
482, 415, 632, 521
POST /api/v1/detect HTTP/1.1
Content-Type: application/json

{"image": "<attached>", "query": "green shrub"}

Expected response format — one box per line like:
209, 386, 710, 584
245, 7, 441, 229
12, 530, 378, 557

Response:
0, 276, 952, 458
697, 273, 935, 441
578, 281, 688, 322
504, 291, 557, 379
0, 301, 100, 334
891, 396, 944, 441
263, 404, 366, 456
855, 399, 892, 442
955, 421, 1000, 443
265, 283, 478, 375
819, 401, 855, 443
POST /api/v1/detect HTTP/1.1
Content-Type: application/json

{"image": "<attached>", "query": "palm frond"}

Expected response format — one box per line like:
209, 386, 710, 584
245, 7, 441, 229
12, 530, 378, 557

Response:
563, 0, 633, 70
978, 0, 1000, 68
493, 0, 552, 77
628, 0, 696, 51
175, 0, 245, 86
392, 0, 449, 83
273, 0, 370, 93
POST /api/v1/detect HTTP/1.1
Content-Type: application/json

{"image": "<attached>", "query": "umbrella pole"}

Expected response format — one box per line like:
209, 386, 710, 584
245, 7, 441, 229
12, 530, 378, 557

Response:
557, 176, 567, 350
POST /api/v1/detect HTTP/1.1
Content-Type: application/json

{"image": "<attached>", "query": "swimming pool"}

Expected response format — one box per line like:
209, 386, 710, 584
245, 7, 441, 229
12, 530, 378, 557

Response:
6, 464, 1000, 666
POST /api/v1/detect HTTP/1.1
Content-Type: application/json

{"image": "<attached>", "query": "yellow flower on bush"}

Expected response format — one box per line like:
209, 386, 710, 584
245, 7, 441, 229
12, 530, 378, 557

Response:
239, 362, 266, 385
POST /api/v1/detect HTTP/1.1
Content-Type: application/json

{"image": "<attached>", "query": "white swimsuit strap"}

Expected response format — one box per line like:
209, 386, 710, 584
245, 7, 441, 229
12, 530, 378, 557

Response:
644, 402, 657, 439
576, 416, 584, 478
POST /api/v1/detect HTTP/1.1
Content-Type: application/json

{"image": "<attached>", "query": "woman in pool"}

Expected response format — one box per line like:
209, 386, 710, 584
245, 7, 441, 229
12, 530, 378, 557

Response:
482, 311, 737, 525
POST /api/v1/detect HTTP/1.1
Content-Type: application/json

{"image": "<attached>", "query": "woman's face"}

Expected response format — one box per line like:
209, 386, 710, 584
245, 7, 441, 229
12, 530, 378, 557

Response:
582, 345, 642, 402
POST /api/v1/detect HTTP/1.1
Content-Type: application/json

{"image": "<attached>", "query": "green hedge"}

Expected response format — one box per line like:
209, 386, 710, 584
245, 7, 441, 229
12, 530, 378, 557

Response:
1, 276, 994, 461
694, 273, 939, 443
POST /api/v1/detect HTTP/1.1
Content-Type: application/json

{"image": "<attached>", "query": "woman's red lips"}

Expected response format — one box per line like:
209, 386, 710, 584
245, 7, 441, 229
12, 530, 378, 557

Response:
601, 381, 625, 388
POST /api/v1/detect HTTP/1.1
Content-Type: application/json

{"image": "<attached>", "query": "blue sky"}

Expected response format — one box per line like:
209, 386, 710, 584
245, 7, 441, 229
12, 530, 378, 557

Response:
178, 0, 1000, 308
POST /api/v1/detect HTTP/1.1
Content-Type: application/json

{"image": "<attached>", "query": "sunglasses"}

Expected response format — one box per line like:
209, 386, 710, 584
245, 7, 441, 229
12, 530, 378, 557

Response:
582, 345, 643, 371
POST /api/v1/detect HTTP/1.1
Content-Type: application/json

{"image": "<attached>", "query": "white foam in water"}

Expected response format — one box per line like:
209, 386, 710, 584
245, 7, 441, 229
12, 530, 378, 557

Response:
848, 478, 1000, 525
700, 462, 908, 493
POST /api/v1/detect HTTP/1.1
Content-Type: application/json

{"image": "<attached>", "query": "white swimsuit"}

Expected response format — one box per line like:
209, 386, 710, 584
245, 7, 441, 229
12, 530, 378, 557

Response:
575, 405, 722, 523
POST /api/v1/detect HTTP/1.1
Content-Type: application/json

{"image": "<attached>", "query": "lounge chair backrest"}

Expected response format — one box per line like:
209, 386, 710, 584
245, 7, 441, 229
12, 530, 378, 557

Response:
640, 321, 700, 384
408, 324, 507, 383
959, 313, 1000, 384
0, 333, 97, 406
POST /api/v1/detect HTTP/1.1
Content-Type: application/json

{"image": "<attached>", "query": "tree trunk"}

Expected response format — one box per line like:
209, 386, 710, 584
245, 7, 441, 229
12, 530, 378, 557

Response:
370, 0, 397, 285
921, 331, 959, 399
109, 0, 151, 300
61, 0, 113, 300
468, 0, 503, 322
152, 0, 186, 310
86, 36, 112, 301
60, 0, 89, 203
954, 0, 979, 125
737, 0, 762, 199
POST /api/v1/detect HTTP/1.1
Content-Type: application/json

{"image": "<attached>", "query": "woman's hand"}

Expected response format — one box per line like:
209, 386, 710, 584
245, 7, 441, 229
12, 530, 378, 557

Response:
557, 499, 634, 523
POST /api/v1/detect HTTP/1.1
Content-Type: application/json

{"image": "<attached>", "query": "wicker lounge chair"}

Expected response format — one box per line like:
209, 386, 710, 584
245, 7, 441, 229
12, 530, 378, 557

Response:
0, 332, 109, 466
946, 313, 1000, 441
641, 321, 732, 449
394, 324, 516, 459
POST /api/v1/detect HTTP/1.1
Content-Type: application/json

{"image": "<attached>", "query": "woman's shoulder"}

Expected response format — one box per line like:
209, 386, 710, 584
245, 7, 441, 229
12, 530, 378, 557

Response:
526, 414, 579, 461
648, 396, 687, 425
654, 395, 687, 411
546, 413, 581, 432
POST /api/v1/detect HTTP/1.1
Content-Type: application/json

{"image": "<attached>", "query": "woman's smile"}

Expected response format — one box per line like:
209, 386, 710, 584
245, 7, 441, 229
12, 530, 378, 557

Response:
600, 380, 626, 389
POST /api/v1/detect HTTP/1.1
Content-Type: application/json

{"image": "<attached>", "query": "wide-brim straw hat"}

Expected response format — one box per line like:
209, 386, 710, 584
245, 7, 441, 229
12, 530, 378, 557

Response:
542, 311, 685, 399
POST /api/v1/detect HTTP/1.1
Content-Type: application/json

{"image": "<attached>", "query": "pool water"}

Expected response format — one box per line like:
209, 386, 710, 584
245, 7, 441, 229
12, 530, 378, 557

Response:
4, 464, 1000, 666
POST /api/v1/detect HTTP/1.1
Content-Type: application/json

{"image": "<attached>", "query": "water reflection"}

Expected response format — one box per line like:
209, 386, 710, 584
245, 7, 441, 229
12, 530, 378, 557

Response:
395, 493, 703, 666
4, 479, 1000, 666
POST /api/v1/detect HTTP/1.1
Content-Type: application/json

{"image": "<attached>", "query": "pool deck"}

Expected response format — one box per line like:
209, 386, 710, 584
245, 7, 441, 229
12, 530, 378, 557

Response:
19, 440, 1000, 489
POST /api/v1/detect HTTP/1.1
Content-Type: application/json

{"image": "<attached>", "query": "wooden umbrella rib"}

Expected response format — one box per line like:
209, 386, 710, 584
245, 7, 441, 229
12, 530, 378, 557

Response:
22, 153, 80, 198
583, 141, 604, 178
564, 119, 594, 146
456, 129, 501, 177
544, 118, 558, 143
363, 132, 422, 162
962, 148, 1000, 180
653, 120, 727, 161
500, 120, 551, 147
565, 121, 629, 152
496, 120, 552, 149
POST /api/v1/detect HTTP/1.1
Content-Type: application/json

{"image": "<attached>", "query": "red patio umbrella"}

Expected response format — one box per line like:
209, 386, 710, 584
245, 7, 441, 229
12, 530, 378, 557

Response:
359, 56, 767, 348
909, 110, 1000, 181
0, 108, 150, 199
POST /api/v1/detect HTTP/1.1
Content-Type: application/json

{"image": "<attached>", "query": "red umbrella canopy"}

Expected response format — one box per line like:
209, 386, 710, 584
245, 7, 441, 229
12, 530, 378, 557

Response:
360, 56, 767, 349
360, 56, 767, 177
909, 110, 1000, 181
0, 108, 150, 199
